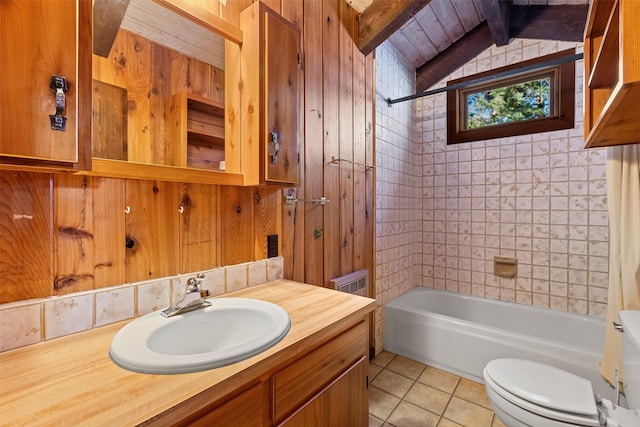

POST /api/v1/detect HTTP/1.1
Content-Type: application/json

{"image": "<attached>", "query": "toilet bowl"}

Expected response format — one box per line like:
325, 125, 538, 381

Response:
483, 311, 640, 427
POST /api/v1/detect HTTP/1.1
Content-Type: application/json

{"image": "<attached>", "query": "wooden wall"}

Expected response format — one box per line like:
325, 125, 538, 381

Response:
0, 0, 374, 304
276, 0, 376, 289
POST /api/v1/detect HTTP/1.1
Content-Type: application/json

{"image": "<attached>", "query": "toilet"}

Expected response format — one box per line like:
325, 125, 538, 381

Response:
483, 311, 640, 427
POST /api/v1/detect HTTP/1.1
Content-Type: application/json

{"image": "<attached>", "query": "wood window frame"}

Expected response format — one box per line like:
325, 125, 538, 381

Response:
446, 48, 576, 145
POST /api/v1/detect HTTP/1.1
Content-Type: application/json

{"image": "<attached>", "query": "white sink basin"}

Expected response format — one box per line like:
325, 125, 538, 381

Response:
109, 298, 290, 374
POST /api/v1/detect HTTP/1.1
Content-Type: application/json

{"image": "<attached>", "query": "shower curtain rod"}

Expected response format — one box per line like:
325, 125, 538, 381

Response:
385, 52, 584, 107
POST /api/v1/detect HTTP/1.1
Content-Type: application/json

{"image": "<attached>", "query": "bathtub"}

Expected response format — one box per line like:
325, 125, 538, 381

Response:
384, 287, 614, 398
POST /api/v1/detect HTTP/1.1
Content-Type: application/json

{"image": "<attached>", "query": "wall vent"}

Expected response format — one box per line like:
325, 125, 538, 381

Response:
330, 269, 369, 297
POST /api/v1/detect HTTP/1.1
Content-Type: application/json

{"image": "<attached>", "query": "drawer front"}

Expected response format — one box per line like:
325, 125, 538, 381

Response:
187, 382, 264, 427
272, 321, 366, 422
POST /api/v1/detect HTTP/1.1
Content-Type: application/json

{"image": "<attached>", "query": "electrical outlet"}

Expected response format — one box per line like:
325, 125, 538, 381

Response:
267, 234, 278, 258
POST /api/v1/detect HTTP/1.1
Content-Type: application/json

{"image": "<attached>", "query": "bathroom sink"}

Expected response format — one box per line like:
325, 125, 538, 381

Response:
109, 298, 290, 374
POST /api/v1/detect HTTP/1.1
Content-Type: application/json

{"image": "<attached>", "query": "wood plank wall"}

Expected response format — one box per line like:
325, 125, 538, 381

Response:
0, 0, 374, 304
275, 0, 375, 288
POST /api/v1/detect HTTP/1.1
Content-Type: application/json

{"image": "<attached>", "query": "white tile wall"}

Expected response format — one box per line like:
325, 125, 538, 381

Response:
375, 39, 609, 353
418, 40, 608, 317
374, 41, 422, 354
0, 257, 284, 352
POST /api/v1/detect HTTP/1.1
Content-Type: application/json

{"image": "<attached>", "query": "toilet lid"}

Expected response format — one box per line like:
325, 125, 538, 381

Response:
485, 359, 598, 417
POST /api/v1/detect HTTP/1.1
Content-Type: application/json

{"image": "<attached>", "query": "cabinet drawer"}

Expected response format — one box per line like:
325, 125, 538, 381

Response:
186, 382, 264, 427
272, 321, 366, 422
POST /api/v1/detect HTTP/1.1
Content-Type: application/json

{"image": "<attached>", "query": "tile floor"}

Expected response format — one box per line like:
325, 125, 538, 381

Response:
369, 351, 506, 427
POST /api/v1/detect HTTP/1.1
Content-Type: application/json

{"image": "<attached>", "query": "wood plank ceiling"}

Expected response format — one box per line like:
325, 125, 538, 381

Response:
358, 0, 589, 92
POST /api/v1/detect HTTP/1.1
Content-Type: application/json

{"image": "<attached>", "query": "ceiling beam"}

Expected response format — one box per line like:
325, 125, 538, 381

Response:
93, 0, 131, 58
480, 0, 511, 47
510, 5, 588, 42
415, 4, 588, 92
357, 0, 431, 56
416, 22, 493, 92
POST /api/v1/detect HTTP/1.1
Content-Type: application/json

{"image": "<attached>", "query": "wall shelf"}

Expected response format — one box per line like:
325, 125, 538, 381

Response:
584, 0, 640, 148
82, 158, 243, 186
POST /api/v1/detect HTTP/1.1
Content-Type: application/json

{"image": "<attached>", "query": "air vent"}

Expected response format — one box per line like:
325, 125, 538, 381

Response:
330, 269, 369, 297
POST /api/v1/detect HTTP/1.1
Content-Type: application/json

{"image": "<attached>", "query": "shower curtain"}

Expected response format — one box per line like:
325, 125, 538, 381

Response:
601, 144, 640, 387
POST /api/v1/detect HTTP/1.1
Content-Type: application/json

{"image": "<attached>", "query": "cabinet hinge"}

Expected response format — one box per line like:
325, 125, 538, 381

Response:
366, 375, 369, 389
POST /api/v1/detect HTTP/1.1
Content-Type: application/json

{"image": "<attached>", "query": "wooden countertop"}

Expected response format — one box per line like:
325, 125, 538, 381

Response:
0, 280, 375, 426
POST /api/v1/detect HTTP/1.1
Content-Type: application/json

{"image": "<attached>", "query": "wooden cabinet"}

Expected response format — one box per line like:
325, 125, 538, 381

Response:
275, 322, 369, 427
280, 357, 368, 427
90, 24, 243, 186
0, 0, 91, 169
156, 320, 370, 426
236, 2, 300, 186
584, 0, 640, 147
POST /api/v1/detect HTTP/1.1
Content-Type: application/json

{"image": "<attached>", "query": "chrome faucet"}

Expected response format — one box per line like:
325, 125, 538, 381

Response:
161, 273, 211, 317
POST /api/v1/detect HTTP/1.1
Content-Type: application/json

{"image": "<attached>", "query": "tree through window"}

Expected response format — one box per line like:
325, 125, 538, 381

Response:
447, 49, 576, 144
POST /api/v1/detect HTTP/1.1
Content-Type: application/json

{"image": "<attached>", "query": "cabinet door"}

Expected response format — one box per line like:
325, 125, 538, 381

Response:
272, 322, 366, 422
263, 10, 299, 185
0, 0, 90, 166
280, 356, 368, 427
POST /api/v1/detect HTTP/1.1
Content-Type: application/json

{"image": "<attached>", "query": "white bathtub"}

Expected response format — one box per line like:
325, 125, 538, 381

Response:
384, 287, 614, 398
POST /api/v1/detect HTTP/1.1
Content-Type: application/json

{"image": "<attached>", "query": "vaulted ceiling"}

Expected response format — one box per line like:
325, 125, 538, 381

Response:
357, 0, 589, 92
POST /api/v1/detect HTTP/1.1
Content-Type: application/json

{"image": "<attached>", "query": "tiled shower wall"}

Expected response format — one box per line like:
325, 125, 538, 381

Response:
418, 40, 609, 317
374, 41, 422, 353
375, 39, 609, 353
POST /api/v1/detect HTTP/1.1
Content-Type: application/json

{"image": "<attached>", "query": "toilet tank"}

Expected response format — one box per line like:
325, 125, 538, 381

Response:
620, 311, 640, 409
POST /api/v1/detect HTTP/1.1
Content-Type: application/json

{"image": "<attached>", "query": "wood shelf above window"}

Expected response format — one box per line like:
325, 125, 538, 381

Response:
584, 0, 640, 148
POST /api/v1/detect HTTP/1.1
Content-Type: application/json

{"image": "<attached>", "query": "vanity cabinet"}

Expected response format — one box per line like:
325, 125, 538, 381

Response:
237, 2, 300, 186
584, 0, 640, 147
0, 0, 92, 169
151, 319, 370, 426
280, 357, 368, 427
276, 322, 368, 426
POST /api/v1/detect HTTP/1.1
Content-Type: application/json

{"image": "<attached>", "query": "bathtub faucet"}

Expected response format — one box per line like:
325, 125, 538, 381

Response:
161, 273, 211, 317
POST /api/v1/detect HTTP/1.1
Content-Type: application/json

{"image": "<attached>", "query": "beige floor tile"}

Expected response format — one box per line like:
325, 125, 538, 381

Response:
454, 378, 491, 409
371, 369, 414, 398
372, 350, 396, 368
437, 419, 464, 427
387, 401, 439, 427
417, 366, 460, 394
443, 396, 493, 427
386, 355, 427, 380
369, 386, 401, 421
369, 413, 385, 427
491, 415, 507, 427
369, 363, 383, 382
404, 382, 451, 415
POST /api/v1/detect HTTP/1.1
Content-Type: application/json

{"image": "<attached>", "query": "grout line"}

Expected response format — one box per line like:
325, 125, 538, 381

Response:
370, 353, 498, 427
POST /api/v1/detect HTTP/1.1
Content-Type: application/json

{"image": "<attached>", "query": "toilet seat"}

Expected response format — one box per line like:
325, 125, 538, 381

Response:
484, 359, 602, 427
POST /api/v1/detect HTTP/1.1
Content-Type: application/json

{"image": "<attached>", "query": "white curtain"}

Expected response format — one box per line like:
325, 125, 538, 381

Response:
601, 144, 640, 387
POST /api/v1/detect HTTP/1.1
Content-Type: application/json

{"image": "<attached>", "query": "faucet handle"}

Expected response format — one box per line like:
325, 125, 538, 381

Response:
185, 273, 205, 292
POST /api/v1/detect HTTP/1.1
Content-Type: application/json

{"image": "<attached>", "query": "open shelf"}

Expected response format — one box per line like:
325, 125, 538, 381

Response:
166, 91, 227, 171
587, 1, 619, 90
584, 0, 640, 148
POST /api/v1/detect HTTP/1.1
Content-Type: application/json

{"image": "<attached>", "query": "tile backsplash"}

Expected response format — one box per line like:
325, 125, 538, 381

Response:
0, 257, 284, 352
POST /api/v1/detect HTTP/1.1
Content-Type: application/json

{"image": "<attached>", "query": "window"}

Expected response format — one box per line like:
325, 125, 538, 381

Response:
447, 49, 576, 144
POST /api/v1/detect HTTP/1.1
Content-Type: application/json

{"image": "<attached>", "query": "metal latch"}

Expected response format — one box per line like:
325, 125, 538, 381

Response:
269, 130, 280, 164
49, 75, 69, 131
